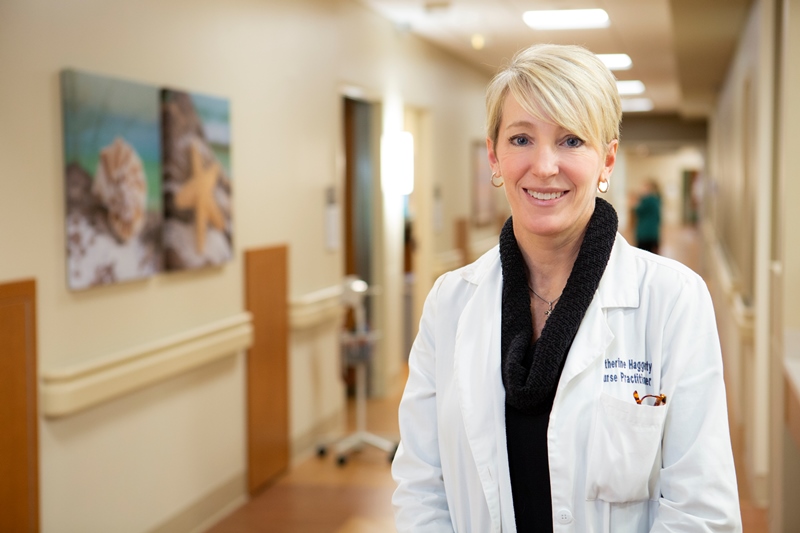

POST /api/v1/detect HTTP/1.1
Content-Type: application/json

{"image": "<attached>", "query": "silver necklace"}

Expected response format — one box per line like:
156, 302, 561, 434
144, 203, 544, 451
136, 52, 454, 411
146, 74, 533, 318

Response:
528, 285, 561, 316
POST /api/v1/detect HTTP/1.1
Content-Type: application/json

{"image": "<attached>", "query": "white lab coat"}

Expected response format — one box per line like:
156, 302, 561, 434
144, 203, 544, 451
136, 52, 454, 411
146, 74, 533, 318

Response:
392, 233, 741, 532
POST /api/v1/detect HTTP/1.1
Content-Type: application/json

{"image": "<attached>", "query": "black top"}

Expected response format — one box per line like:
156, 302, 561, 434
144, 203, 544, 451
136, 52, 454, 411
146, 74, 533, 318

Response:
506, 392, 555, 532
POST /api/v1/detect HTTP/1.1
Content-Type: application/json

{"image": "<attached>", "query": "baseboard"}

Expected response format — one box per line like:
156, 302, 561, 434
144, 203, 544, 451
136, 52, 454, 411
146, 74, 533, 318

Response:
147, 472, 247, 533
290, 409, 346, 466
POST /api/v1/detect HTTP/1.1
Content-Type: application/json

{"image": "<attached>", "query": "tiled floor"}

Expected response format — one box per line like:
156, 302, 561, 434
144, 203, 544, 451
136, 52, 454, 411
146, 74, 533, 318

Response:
207, 223, 768, 532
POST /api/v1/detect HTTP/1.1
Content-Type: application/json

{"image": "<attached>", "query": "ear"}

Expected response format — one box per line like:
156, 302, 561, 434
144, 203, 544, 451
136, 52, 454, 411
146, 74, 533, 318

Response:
487, 137, 501, 173
602, 140, 618, 179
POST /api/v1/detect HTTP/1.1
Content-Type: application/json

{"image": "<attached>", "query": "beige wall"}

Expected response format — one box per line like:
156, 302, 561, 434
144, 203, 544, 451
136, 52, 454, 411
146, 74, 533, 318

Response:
0, 0, 490, 529
705, 0, 775, 507
779, 0, 800, 331
772, 0, 800, 530
708, 2, 800, 525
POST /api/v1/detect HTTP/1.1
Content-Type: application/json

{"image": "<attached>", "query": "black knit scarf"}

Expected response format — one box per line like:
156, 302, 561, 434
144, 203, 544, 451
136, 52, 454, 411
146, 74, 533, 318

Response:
500, 197, 618, 414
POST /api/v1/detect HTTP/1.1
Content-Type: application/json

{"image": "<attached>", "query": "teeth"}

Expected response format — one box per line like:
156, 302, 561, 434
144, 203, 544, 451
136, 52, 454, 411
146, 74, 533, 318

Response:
528, 190, 564, 200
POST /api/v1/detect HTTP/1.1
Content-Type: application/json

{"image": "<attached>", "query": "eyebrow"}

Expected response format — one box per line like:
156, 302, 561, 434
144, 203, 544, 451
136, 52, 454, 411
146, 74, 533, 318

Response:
504, 120, 535, 130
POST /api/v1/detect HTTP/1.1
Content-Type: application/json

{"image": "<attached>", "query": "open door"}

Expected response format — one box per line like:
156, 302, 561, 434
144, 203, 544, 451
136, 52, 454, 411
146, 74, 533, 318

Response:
342, 96, 377, 393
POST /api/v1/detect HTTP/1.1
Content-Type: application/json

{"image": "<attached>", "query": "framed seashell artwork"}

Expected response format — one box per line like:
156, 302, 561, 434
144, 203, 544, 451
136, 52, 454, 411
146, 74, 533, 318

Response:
161, 89, 233, 271
61, 70, 235, 289
61, 69, 163, 290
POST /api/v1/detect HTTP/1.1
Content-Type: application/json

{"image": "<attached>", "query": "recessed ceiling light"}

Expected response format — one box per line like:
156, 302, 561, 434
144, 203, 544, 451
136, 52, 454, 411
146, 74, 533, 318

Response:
471, 34, 486, 50
616, 80, 646, 95
424, 1, 451, 11
523, 9, 610, 30
596, 54, 632, 70
621, 98, 654, 112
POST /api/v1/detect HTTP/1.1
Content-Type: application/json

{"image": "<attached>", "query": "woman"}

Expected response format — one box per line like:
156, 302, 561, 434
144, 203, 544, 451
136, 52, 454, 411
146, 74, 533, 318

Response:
392, 44, 740, 532
634, 179, 662, 254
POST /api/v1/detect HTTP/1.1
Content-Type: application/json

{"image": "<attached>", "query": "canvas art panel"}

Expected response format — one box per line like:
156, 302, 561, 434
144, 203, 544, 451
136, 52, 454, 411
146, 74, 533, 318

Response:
162, 89, 232, 271
472, 141, 495, 226
61, 69, 162, 290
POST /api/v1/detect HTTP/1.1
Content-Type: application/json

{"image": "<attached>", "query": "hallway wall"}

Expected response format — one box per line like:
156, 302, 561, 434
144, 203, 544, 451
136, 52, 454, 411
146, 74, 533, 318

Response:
705, 0, 775, 507
771, 0, 800, 530
0, 0, 490, 530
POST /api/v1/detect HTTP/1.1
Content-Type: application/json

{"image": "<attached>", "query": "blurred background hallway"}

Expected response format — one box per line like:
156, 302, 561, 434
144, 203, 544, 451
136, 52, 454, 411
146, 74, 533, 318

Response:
4, 0, 800, 531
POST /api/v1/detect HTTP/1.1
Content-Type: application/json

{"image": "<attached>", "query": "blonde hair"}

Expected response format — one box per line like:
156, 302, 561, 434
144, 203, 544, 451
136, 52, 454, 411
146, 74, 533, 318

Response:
486, 44, 621, 153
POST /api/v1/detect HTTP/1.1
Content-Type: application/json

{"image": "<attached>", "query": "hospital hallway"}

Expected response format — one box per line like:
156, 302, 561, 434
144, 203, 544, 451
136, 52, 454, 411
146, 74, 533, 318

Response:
8, 0, 800, 531
205, 223, 769, 533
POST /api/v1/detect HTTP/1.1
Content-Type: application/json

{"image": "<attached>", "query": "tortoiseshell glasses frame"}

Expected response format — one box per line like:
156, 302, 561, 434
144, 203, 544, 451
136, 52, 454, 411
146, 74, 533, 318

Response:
633, 390, 667, 406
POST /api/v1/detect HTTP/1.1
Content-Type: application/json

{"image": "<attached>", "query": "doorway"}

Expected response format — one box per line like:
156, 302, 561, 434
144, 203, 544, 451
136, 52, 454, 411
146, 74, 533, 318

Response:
343, 98, 375, 312
342, 96, 377, 394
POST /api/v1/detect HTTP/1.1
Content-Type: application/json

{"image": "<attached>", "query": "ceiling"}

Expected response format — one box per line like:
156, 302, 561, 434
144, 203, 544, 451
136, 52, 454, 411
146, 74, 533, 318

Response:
358, 0, 753, 118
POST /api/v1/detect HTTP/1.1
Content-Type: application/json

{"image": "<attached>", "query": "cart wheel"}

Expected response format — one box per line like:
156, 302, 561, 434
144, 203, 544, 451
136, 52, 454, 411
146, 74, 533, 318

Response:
336, 455, 348, 466
317, 445, 327, 458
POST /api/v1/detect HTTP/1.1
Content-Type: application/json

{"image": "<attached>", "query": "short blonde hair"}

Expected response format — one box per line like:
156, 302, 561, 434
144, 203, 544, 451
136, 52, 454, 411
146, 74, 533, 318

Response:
486, 44, 621, 153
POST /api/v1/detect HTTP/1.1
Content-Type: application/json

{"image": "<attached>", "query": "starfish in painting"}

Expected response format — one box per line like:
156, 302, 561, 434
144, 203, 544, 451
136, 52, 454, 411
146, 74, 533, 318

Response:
174, 141, 225, 254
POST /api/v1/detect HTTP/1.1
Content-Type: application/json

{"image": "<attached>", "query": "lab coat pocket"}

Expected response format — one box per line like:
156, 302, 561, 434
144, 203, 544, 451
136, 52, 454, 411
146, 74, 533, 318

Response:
585, 393, 667, 502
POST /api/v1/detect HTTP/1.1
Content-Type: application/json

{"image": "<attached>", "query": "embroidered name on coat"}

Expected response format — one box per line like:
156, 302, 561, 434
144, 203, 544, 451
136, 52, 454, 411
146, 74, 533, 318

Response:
603, 358, 653, 386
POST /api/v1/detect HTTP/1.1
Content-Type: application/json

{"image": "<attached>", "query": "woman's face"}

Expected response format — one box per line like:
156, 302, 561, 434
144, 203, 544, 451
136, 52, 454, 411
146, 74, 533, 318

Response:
488, 94, 617, 244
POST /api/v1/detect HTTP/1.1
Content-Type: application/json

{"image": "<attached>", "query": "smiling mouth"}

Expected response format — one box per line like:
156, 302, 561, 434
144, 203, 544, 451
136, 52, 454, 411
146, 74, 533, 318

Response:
526, 189, 566, 200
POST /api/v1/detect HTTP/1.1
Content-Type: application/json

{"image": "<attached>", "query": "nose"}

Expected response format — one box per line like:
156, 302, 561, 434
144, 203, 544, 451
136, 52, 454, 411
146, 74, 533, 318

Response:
530, 145, 558, 179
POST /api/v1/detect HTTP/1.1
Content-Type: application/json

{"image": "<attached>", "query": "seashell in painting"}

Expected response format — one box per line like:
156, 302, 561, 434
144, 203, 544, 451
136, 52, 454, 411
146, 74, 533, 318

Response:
92, 137, 148, 243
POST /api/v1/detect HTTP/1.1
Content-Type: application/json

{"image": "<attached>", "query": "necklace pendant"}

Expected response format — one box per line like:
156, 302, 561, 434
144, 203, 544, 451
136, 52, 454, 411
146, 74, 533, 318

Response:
544, 309, 552, 317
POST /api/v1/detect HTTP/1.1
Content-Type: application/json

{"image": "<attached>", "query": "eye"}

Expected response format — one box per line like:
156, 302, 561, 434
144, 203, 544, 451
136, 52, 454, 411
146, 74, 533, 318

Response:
509, 135, 529, 147
564, 136, 584, 148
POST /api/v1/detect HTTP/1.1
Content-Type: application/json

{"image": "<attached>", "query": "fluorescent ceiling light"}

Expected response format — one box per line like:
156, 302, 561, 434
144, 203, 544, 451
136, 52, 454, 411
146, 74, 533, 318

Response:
621, 98, 654, 112
616, 80, 646, 95
597, 53, 632, 70
523, 9, 610, 30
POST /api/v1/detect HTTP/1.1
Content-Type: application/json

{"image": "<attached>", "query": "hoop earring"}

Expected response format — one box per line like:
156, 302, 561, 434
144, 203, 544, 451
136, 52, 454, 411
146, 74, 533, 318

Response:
597, 178, 609, 194
491, 172, 504, 188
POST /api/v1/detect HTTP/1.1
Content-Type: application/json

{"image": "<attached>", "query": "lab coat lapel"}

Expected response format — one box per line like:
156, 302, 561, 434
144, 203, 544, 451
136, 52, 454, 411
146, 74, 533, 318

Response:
454, 250, 505, 527
557, 300, 613, 392
556, 233, 640, 393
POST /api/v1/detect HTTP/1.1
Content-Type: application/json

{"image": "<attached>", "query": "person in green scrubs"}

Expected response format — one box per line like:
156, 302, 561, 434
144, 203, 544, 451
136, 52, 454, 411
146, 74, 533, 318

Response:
634, 179, 661, 254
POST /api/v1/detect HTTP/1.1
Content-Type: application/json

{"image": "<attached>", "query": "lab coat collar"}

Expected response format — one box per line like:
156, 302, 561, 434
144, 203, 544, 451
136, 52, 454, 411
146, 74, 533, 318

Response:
594, 233, 640, 310
555, 232, 642, 390
459, 244, 500, 286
